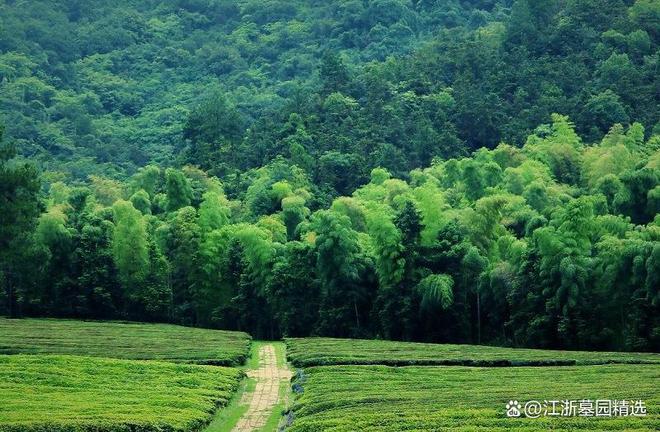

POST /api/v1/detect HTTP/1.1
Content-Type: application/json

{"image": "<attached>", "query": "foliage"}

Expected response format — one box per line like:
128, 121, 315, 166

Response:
3, 117, 659, 350
416, 274, 454, 311
0, 0, 509, 178
0, 318, 251, 366
0, 354, 242, 432
285, 337, 660, 368
288, 364, 660, 431
4, 0, 658, 186
1, 0, 659, 352
0, 126, 40, 318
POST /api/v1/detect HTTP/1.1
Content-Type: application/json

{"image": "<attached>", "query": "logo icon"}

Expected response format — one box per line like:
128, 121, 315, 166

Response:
506, 400, 521, 417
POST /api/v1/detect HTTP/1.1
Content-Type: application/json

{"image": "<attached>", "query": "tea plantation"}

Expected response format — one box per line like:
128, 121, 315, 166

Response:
0, 318, 251, 365
0, 354, 242, 432
288, 364, 660, 431
3, 321, 658, 431
286, 337, 660, 367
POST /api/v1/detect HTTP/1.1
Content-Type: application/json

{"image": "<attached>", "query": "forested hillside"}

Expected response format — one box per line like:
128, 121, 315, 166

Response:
1, 0, 659, 352
0, 0, 509, 177
3, 116, 659, 350
3, 0, 658, 185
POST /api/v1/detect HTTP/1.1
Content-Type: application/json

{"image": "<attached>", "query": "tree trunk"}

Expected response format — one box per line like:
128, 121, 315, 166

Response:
476, 290, 481, 345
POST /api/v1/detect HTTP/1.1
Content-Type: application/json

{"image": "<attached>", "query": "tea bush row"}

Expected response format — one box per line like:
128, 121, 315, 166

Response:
288, 364, 659, 431
0, 354, 243, 432
0, 318, 251, 366
286, 338, 660, 367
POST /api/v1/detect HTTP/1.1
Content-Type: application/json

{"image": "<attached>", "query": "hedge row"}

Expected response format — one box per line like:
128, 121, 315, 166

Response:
0, 354, 243, 432
285, 337, 660, 367
288, 364, 660, 431
0, 318, 251, 366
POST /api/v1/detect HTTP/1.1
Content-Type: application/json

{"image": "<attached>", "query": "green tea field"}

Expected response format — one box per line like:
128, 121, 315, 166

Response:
3, 0, 659, 430
0, 354, 242, 432
286, 337, 660, 367
288, 364, 660, 431
0, 318, 251, 365
2, 320, 658, 432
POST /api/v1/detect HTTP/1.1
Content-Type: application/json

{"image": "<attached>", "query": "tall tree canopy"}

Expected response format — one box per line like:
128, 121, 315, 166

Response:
1, 1, 659, 351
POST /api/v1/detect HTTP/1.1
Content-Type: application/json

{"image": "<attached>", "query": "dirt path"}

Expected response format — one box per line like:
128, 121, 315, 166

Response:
231, 344, 291, 432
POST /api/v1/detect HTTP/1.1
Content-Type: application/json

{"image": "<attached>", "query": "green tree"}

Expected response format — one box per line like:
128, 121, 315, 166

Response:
268, 241, 320, 336
311, 210, 370, 336
416, 274, 454, 312
630, 0, 660, 40
112, 200, 150, 316
461, 246, 488, 344
130, 189, 152, 215
183, 93, 245, 172
198, 190, 230, 233
320, 51, 350, 96
0, 126, 41, 317
165, 168, 193, 212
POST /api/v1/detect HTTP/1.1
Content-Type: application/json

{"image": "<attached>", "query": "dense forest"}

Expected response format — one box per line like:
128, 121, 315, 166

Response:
1, 0, 659, 351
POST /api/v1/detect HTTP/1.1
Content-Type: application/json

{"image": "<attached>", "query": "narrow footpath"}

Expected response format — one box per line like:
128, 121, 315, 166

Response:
222, 343, 291, 432
204, 342, 292, 432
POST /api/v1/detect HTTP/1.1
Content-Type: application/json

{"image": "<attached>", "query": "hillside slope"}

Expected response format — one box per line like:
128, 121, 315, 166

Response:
0, 0, 508, 177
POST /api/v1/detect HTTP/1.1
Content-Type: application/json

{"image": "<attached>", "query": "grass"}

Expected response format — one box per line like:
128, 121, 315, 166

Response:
0, 354, 243, 432
203, 376, 255, 432
0, 318, 251, 366
203, 342, 266, 432
288, 364, 660, 431
285, 337, 660, 367
264, 380, 289, 432
266, 342, 291, 432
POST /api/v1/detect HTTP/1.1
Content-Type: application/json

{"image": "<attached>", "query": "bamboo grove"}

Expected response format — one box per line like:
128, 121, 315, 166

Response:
1, 0, 659, 352
3, 115, 659, 351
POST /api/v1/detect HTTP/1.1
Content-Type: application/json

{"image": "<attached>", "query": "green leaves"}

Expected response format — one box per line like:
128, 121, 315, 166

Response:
311, 210, 360, 284
288, 363, 660, 432
198, 190, 230, 233
416, 273, 454, 311
0, 318, 251, 365
524, 114, 583, 185
0, 353, 243, 431
165, 168, 193, 211
363, 206, 404, 289
112, 200, 149, 296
